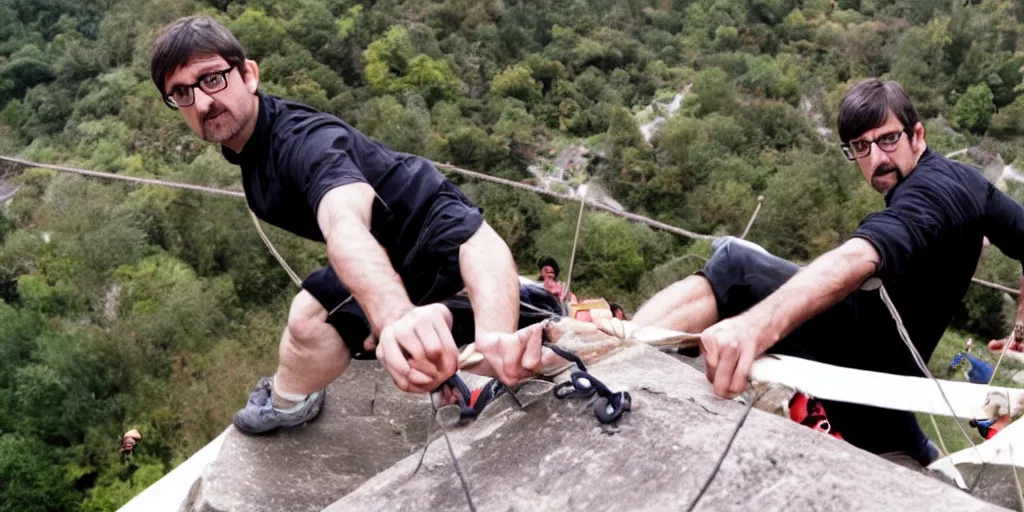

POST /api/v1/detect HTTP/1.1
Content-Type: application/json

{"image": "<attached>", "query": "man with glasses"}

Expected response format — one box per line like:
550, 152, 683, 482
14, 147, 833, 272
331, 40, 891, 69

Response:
633, 78, 1024, 466
149, 16, 558, 435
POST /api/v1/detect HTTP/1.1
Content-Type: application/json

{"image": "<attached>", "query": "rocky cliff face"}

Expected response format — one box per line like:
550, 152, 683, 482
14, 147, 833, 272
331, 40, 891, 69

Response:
185, 346, 1006, 512
182, 362, 432, 512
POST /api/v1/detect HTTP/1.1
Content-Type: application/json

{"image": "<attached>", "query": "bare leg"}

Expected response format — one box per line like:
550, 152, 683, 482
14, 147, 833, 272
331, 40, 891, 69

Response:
988, 275, 1024, 353
632, 275, 719, 333
274, 290, 352, 401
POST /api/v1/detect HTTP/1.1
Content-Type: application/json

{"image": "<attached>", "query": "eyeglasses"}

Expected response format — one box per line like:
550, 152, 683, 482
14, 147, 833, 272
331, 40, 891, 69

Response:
163, 66, 235, 109
841, 129, 906, 161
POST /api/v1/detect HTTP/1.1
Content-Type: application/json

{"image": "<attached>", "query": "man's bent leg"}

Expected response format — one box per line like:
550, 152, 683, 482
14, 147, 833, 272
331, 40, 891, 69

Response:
634, 237, 801, 333
233, 282, 358, 435
632, 276, 719, 333
275, 290, 352, 401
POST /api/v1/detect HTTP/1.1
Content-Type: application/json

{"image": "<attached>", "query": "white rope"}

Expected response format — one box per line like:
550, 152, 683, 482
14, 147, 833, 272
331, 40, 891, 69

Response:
740, 195, 765, 240
0, 155, 245, 197
434, 161, 719, 241
246, 207, 302, 288
972, 277, 1020, 296
1011, 444, 1024, 511
877, 284, 984, 467
563, 188, 587, 301
929, 414, 950, 457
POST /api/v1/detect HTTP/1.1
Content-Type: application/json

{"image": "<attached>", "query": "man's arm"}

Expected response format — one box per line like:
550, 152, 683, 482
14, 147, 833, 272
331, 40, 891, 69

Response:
459, 222, 546, 385
316, 184, 459, 392
459, 222, 519, 336
702, 237, 880, 398
980, 186, 1024, 352
316, 184, 414, 333
983, 186, 1024, 262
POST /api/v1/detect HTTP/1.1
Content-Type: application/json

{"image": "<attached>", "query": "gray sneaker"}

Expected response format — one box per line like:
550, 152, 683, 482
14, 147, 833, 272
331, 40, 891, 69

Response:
232, 377, 326, 435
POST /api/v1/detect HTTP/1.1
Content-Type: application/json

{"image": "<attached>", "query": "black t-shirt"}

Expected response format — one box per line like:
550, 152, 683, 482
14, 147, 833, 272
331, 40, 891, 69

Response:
222, 93, 479, 264
850, 148, 1024, 374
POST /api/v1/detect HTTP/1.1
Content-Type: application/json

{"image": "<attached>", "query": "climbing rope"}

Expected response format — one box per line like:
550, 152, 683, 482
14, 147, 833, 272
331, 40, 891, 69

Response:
433, 161, 718, 241
423, 397, 477, 512
929, 414, 951, 457
685, 389, 763, 512
0, 155, 245, 197
563, 187, 587, 302
1, 154, 1017, 296
739, 196, 765, 240
877, 284, 990, 490
246, 206, 302, 288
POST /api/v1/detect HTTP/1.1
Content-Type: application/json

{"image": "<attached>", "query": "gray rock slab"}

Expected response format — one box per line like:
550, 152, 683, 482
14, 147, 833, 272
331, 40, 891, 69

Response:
183, 361, 432, 512
955, 464, 1024, 510
325, 345, 1003, 512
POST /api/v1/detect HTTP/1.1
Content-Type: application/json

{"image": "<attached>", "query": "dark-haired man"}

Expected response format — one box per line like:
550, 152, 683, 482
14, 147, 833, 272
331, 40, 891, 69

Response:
538, 256, 577, 303
149, 16, 558, 434
634, 78, 1024, 465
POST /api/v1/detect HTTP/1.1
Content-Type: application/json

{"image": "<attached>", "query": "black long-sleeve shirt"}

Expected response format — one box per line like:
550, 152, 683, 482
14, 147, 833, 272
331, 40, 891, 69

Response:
851, 148, 1024, 374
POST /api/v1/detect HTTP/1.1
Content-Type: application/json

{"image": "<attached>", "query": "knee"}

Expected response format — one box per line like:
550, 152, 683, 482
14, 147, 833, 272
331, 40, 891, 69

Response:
286, 291, 328, 347
703, 237, 767, 279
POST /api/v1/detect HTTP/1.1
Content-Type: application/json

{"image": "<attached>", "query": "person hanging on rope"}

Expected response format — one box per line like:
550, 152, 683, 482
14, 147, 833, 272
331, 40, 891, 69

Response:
148, 16, 561, 434
633, 78, 1024, 467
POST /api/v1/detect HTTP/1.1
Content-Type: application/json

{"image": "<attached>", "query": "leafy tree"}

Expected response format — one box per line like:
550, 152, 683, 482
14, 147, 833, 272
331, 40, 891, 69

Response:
0, 45, 54, 106
888, 17, 953, 118
685, 67, 738, 117
989, 99, 1024, 138
364, 25, 462, 105
402, 54, 463, 105
70, 69, 139, 123
952, 83, 995, 134
285, 0, 338, 55
533, 210, 677, 301
490, 64, 542, 103
493, 99, 537, 148
462, 182, 554, 265
356, 95, 431, 155
0, 434, 78, 512
228, 9, 290, 61
605, 106, 646, 164
751, 149, 860, 261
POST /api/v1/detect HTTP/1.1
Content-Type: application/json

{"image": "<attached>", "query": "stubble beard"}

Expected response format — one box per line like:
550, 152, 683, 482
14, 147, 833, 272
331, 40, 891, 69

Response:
200, 102, 251, 144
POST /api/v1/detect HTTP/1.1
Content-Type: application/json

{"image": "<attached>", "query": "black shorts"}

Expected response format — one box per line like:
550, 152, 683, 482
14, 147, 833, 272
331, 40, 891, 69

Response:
698, 237, 931, 458
302, 191, 562, 359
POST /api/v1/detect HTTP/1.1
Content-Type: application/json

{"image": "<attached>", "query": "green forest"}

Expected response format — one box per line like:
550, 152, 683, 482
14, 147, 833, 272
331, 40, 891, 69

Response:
2, 0, 1024, 509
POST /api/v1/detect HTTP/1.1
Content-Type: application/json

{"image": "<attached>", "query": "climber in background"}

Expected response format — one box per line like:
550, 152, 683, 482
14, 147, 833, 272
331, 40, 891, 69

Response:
538, 256, 578, 304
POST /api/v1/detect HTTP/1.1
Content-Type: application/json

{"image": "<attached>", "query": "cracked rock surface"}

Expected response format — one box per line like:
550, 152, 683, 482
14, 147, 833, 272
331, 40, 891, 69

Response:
187, 347, 1005, 512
